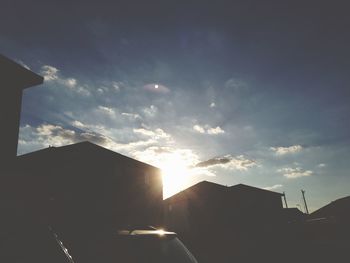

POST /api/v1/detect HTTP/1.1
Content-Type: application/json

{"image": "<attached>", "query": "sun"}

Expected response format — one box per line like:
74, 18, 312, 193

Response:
160, 159, 190, 199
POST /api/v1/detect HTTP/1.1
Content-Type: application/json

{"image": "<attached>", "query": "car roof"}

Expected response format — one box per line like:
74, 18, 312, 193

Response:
117, 229, 177, 237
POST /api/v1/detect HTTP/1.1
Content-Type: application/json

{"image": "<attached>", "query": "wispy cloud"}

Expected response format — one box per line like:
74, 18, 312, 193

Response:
133, 128, 171, 140
277, 167, 313, 179
196, 155, 256, 171
270, 145, 303, 156
142, 105, 158, 118
207, 126, 225, 135
40, 64, 90, 96
97, 105, 116, 117
263, 184, 283, 191
193, 124, 225, 135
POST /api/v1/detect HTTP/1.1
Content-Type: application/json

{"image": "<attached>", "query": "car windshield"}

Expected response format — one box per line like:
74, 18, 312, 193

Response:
113, 235, 198, 263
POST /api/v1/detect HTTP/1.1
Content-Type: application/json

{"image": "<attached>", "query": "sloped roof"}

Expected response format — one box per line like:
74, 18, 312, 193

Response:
165, 180, 283, 203
164, 180, 227, 202
18, 141, 159, 170
310, 196, 350, 219
0, 54, 43, 89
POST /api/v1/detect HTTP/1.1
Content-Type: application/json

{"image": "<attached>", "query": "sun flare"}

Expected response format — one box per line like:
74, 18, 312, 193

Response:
161, 161, 189, 199
133, 147, 202, 199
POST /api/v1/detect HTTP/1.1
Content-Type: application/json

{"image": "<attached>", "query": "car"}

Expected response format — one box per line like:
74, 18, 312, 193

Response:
97, 227, 198, 263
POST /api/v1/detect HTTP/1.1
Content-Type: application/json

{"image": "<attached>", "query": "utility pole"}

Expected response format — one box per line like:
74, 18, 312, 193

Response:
283, 192, 288, 208
301, 190, 309, 214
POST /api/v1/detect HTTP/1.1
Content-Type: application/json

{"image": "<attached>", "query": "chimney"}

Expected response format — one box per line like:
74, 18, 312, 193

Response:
0, 54, 43, 167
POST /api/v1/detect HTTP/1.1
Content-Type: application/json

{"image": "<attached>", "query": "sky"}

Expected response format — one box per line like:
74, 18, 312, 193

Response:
1, 0, 350, 209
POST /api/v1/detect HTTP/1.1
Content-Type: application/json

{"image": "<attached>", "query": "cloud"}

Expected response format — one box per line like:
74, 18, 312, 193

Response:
97, 106, 116, 117
318, 163, 326, 168
64, 78, 77, 88
270, 145, 303, 155
277, 167, 313, 179
18, 123, 158, 156
193, 125, 205, 134
40, 65, 59, 81
121, 112, 141, 120
210, 102, 216, 108
112, 81, 122, 92
263, 184, 283, 191
143, 83, 170, 94
207, 126, 225, 135
142, 105, 158, 118
193, 124, 225, 135
132, 145, 216, 178
133, 128, 171, 140
16, 60, 30, 70
39, 64, 90, 96
196, 155, 256, 171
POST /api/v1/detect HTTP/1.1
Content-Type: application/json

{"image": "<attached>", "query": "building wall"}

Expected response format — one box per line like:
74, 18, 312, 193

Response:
16, 145, 163, 231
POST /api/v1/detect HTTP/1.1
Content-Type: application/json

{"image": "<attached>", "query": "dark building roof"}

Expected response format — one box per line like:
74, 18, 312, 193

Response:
0, 54, 43, 89
282, 208, 305, 222
310, 196, 350, 220
165, 180, 283, 203
164, 180, 227, 203
18, 141, 159, 170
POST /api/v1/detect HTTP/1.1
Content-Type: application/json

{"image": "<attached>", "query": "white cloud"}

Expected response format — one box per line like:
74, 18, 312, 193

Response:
193, 125, 205, 134
207, 126, 225, 135
193, 124, 225, 135
133, 128, 171, 140
40, 65, 91, 96
210, 102, 216, 108
318, 163, 326, 168
270, 145, 303, 155
64, 78, 77, 88
121, 112, 141, 120
97, 106, 116, 117
71, 120, 86, 128
40, 65, 59, 81
278, 167, 313, 179
263, 184, 283, 191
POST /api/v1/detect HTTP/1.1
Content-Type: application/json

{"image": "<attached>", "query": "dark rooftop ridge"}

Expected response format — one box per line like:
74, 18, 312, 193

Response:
0, 54, 43, 89
18, 141, 160, 170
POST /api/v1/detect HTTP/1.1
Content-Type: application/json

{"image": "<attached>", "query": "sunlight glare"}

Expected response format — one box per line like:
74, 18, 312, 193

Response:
161, 155, 190, 199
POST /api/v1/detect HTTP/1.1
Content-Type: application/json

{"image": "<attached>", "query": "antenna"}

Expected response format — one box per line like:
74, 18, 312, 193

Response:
283, 192, 288, 208
301, 190, 309, 214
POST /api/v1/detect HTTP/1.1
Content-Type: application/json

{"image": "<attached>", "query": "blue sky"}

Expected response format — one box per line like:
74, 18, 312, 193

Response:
2, 0, 350, 209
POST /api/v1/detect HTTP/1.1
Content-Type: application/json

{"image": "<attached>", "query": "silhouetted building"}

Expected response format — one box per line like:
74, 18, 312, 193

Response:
282, 207, 306, 223
165, 181, 283, 233
17, 141, 163, 229
164, 181, 284, 263
0, 54, 43, 167
310, 196, 350, 222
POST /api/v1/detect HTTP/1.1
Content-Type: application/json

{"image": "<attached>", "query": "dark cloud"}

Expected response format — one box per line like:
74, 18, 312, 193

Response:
196, 156, 231, 168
